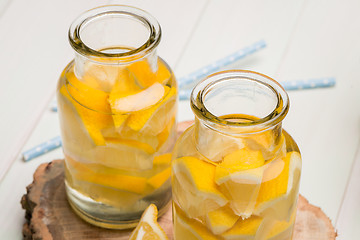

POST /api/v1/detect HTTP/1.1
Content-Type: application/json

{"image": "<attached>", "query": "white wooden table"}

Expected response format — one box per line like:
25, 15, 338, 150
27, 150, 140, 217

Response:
0, 0, 359, 239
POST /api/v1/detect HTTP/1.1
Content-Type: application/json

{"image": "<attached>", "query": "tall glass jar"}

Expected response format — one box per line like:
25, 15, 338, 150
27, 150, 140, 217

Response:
56, 5, 177, 229
172, 70, 301, 239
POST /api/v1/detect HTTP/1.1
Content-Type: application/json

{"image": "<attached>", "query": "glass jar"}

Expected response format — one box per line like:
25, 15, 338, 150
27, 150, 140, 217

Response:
56, 5, 177, 229
172, 70, 301, 239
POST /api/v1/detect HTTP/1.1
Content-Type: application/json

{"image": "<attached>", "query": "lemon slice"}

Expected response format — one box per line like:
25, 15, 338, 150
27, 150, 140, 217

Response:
60, 72, 112, 146
129, 204, 169, 240
148, 167, 171, 189
244, 130, 285, 161
65, 155, 147, 194
196, 126, 245, 162
109, 83, 165, 112
215, 149, 265, 218
127, 85, 176, 134
156, 117, 176, 151
220, 216, 263, 240
204, 205, 239, 235
82, 60, 122, 92
173, 204, 218, 240
153, 153, 172, 166
172, 156, 227, 218
92, 138, 155, 171
107, 68, 142, 128
128, 58, 172, 88
254, 152, 301, 221
254, 152, 300, 215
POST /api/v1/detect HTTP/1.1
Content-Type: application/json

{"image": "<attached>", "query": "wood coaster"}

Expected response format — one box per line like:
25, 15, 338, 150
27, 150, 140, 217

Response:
21, 121, 337, 239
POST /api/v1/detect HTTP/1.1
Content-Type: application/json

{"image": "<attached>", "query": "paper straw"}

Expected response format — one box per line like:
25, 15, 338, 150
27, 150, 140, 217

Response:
22, 136, 62, 162
280, 77, 336, 91
179, 77, 336, 100
178, 40, 267, 88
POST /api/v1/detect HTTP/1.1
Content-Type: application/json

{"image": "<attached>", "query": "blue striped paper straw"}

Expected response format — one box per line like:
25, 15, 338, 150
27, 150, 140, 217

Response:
178, 40, 267, 88
22, 136, 62, 162
179, 77, 336, 100
280, 77, 336, 91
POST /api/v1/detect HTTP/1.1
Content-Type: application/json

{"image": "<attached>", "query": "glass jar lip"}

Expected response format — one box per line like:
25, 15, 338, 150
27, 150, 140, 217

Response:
190, 70, 290, 132
68, 5, 161, 62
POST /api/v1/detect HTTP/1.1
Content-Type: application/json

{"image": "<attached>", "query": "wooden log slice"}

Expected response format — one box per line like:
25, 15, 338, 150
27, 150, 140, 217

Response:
21, 121, 337, 239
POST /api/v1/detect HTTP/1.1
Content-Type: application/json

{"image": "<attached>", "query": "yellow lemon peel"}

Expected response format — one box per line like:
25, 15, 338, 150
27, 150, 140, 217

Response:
129, 204, 169, 240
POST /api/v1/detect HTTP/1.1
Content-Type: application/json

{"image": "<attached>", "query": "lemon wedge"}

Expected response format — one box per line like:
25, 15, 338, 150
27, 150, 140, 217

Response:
60, 72, 112, 146
109, 82, 165, 112
173, 204, 218, 240
107, 68, 142, 128
65, 155, 147, 194
82, 60, 121, 92
129, 204, 169, 240
92, 138, 155, 171
148, 167, 171, 189
172, 156, 227, 218
215, 149, 265, 218
153, 153, 172, 166
196, 127, 244, 162
254, 151, 295, 213
254, 152, 301, 221
128, 59, 172, 88
220, 216, 263, 240
204, 205, 239, 235
127, 85, 176, 134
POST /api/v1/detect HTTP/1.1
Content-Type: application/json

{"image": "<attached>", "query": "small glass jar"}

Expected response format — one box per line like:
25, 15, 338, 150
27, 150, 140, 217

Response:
172, 70, 301, 239
56, 5, 177, 229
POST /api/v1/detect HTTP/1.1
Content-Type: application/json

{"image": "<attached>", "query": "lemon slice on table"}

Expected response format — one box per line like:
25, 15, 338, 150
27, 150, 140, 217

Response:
215, 149, 265, 219
129, 204, 169, 240
60, 72, 112, 146
172, 156, 227, 218
173, 204, 218, 240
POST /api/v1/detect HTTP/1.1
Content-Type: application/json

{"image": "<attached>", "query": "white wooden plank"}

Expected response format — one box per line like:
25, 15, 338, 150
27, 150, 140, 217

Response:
276, 0, 360, 222
109, 0, 209, 68
174, 0, 306, 79
336, 143, 360, 239
0, 0, 109, 182
0, 1, 207, 239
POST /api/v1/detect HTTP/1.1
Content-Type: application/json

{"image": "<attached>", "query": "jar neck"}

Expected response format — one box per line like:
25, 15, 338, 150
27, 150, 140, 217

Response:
191, 70, 289, 162
69, 5, 161, 62
67, 5, 161, 92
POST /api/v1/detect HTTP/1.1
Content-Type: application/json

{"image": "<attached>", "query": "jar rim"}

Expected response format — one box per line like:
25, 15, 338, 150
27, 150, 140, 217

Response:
68, 5, 161, 61
190, 70, 290, 132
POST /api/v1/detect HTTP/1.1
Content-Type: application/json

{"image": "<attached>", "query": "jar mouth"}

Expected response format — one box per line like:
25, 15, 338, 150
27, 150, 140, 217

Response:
191, 70, 289, 133
68, 5, 161, 62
